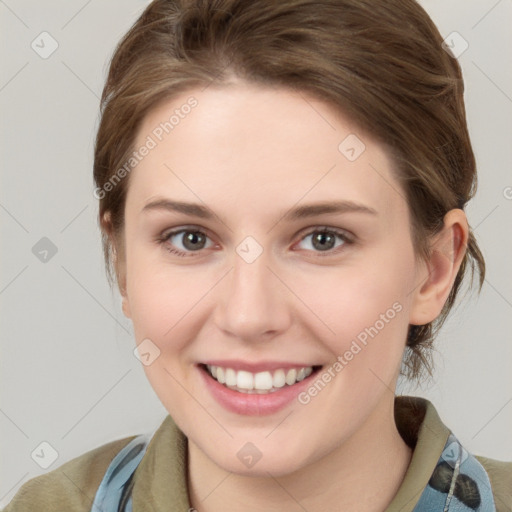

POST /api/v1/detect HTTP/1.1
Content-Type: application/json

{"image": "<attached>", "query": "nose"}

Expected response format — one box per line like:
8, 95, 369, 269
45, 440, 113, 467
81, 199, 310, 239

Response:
213, 247, 292, 343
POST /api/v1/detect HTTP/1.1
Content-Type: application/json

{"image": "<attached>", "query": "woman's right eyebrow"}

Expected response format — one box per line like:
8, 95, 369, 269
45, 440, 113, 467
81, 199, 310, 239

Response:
141, 198, 213, 219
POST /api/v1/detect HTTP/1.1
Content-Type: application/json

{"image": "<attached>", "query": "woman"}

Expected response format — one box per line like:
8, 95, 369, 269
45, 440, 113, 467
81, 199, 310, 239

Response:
4, 0, 511, 510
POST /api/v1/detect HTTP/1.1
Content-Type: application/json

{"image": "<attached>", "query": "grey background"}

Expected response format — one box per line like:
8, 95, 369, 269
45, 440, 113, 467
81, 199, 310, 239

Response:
1, 0, 511, 506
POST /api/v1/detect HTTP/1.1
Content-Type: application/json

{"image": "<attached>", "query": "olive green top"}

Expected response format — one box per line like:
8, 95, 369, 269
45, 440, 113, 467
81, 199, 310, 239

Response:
3, 396, 511, 511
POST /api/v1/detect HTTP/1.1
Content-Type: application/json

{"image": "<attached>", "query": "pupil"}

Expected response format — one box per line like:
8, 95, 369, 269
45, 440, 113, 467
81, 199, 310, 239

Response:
314, 232, 334, 251
184, 231, 204, 250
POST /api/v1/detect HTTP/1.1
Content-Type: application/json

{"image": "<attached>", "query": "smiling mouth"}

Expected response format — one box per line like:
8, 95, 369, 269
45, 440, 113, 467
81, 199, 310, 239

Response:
199, 363, 323, 394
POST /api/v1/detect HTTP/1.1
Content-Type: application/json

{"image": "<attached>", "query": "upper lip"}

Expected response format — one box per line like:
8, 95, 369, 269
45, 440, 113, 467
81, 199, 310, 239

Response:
201, 360, 322, 373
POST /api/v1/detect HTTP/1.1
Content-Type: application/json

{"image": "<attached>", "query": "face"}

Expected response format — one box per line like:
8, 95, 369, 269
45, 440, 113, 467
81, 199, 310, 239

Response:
119, 81, 425, 476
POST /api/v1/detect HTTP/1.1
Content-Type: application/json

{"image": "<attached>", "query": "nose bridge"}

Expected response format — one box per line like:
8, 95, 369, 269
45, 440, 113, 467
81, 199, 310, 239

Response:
215, 240, 290, 339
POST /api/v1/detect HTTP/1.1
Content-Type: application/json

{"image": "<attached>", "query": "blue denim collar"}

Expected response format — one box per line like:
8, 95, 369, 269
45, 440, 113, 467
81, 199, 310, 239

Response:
91, 428, 496, 511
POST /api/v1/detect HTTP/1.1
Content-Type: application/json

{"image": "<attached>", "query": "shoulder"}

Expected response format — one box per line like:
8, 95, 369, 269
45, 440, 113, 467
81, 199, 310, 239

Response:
2, 435, 137, 512
475, 455, 512, 512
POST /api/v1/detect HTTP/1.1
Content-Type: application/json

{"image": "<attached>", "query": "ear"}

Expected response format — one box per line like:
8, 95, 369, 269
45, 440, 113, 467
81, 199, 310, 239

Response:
100, 211, 131, 319
114, 243, 132, 320
409, 209, 469, 326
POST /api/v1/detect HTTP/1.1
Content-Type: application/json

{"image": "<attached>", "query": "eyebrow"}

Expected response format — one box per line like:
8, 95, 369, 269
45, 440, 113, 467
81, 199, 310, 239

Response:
141, 198, 377, 221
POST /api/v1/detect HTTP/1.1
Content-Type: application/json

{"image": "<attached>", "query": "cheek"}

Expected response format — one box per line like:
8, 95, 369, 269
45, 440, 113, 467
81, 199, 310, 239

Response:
125, 257, 206, 416
290, 250, 415, 377
128, 268, 201, 346
124, 241, 193, 345
125, 250, 225, 393
300, 264, 410, 334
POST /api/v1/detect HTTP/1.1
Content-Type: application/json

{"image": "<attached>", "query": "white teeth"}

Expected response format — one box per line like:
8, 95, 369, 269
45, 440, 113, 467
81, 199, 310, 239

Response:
205, 364, 316, 392
237, 370, 254, 390
273, 369, 286, 388
254, 371, 273, 390
225, 368, 237, 386
216, 366, 226, 384
285, 369, 297, 385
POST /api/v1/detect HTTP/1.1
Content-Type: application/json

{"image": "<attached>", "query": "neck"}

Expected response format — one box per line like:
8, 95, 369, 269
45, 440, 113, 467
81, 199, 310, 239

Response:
187, 394, 412, 512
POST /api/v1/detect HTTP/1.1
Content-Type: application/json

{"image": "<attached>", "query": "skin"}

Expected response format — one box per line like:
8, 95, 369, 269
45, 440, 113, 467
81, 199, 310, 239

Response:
111, 81, 468, 511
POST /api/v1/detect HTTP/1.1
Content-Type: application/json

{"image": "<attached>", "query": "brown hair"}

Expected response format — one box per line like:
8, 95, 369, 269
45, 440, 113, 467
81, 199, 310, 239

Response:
93, 0, 485, 382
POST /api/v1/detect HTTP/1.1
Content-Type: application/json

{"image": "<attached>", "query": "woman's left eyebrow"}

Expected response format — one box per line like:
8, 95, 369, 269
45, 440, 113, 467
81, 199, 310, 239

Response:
282, 200, 378, 221
141, 198, 378, 221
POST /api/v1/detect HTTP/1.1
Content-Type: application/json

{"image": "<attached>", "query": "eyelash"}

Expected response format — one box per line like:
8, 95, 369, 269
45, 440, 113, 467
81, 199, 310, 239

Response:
156, 226, 354, 258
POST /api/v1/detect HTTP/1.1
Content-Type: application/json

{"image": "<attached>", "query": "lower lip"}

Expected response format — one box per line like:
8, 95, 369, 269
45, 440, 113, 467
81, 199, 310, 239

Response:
198, 364, 322, 416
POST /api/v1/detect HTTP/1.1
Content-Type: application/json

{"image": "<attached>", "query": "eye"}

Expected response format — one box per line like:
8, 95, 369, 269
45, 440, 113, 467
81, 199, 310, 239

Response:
295, 227, 353, 256
158, 227, 214, 257
157, 225, 353, 258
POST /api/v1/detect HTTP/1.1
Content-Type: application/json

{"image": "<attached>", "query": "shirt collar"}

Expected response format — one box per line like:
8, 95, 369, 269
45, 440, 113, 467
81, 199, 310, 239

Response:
132, 395, 451, 512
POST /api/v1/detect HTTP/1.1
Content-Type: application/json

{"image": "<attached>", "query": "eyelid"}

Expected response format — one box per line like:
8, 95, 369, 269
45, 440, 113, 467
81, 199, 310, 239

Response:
158, 224, 355, 257
296, 225, 354, 242
158, 225, 217, 248
159, 224, 354, 241
291, 226, 355, 256
160, 224, 211, 239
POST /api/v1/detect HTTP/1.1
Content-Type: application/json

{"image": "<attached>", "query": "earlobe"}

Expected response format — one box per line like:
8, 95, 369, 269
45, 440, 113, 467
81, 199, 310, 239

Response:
101, 211, 130, 318
409, 209, 469, 326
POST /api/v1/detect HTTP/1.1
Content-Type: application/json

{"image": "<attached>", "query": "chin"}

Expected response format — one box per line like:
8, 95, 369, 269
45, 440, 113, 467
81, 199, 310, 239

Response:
218, 452, 308, 478
197, 435, 319, 478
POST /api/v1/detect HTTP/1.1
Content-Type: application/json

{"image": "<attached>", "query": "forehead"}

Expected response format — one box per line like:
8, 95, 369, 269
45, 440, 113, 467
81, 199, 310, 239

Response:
127, 83, 408, 224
